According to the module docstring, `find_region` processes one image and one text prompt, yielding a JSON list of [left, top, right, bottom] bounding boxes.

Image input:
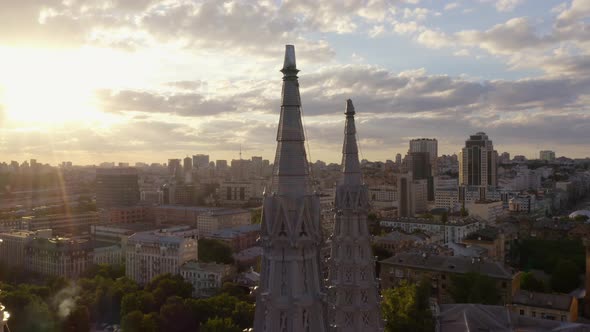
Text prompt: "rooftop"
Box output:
[[381, 216, 481, 226], [512, 290, 574, 311], [207, 224, 261, 239], [438, 303, 589, 332], [180, 260, 230, 274], [381, 253, 514, 279]]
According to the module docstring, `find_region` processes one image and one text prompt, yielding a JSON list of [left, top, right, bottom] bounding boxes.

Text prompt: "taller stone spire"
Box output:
[[270, 44, 312, 197], [328, 99, 383, 331], [254, 45, 328, 332]]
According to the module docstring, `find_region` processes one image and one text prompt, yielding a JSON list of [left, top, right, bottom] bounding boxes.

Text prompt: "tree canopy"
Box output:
[[382, 279, 434, 332], [449, 273, 501, 305], [198, 239, 235, 264], [550, 259, 581, 293]]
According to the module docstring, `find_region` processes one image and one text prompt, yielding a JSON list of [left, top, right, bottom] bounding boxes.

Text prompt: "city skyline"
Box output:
[[0, 0, 589, 164]]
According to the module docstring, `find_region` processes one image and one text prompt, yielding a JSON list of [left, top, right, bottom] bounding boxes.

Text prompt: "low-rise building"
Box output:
[[93, 242, 123, 266], [461, 226, 506, 261], [380, 253, 517, 304], [368, 185, 397, 209], [466, 200, 504, 223], [125, 226, 198, 285], [196, 209, 251, 236], [22, 212, 99, 235], [509, 290, 578, 322], [99, 206, 153, 224], [25, 237, 93, 278], [0, 229, 52, 267], [180, 261, 235, 297], [233, 246, 262, 268], [380, 217, 483, 244], [435, 188, 460, 211], [437, 303, 590, 332], [205, 224, 260, 252], [219, 180, 265, 206], [373, 231, 435, 253]]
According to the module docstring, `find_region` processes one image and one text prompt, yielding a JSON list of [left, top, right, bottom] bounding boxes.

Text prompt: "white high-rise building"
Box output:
[[459, 132, 498, 187], [254, 45, 328, 332], [409, 138, 438, 162], [328, 100, 382, 331], [539, 150, 556, 162]]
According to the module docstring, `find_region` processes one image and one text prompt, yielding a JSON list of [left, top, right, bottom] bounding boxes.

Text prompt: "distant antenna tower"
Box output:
[[239, 144, 242, 160]]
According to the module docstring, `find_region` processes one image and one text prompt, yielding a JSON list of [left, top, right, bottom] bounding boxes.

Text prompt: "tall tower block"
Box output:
[[253, 45, 328, 332], [328, 100, 383, 331]]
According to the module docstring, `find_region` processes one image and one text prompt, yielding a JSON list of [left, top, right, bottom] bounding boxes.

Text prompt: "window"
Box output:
[[532, 311, 536, 318], [519, 310, 524, 316]]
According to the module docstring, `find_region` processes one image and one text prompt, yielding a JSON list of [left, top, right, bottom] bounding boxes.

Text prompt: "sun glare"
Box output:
[[0, 46, 146, 125]]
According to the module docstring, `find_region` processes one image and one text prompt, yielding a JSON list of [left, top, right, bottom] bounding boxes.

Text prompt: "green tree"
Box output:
[[520, 272, 546, 292], [460, 206, 469, 217], [550, 259, 580, 293], [201, 317, 242, 332], [382, 280, 434, 332], [121, 291, 156, 317], [146, 274, 193, 307], [441, 211, 448, 223], [251, 208, 262, 224], [198, 239, 234, 264], [159, 296, 196, 332], [231, 300, 255, 329], [449, 273, 501, 304], [121, 310, 144, 332], [62, 304, 91, 332], [220, 282, 249, 301]]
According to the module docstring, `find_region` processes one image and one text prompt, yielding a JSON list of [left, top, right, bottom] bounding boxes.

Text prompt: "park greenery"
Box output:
[[198, 239, 234, 265], [514, 238, 584, 293], [0, 263, 254, 332], [381, 279, 434, 332], [449, 272, 501, 305]]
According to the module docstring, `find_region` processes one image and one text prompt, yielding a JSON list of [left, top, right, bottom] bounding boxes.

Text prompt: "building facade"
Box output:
[[125, 226, 198, 285], [539, 150, 556, 162], [459, 132, 498, 187], [180, 261, 235, 297], [196, 209, 251, 236], [96, 167, 140, 209], [380, 217, 484, 244], [25, 237, 93, 278]]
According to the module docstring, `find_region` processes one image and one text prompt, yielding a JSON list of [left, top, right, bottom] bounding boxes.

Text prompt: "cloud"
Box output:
[[416, 29, 451, 49], [494, 0, 525, 12], [444, 3, 460, 11], [455, 18, 555, 54]]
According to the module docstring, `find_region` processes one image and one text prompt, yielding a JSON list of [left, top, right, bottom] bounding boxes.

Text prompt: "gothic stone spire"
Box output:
[[271, 44, 312, 197], [254, 45, 328, 332], [329, 100, 383, 331]]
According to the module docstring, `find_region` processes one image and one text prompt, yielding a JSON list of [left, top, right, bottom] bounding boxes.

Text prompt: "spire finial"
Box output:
[[341, 99, 361, 185], [345, 99, 355, 116], [283, 45, 296, 69], [281, 45, 299, 77]]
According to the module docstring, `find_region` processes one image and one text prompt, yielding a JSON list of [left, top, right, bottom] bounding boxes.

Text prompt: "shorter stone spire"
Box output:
[[341, 99, 362, 186]]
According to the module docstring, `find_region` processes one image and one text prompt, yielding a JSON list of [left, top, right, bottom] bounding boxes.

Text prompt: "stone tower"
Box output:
[[328, 99, 383, 331], [253, 45, 328, 332]]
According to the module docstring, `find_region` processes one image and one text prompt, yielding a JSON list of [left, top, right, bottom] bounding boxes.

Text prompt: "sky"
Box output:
[[0, 0, 588, 165]]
